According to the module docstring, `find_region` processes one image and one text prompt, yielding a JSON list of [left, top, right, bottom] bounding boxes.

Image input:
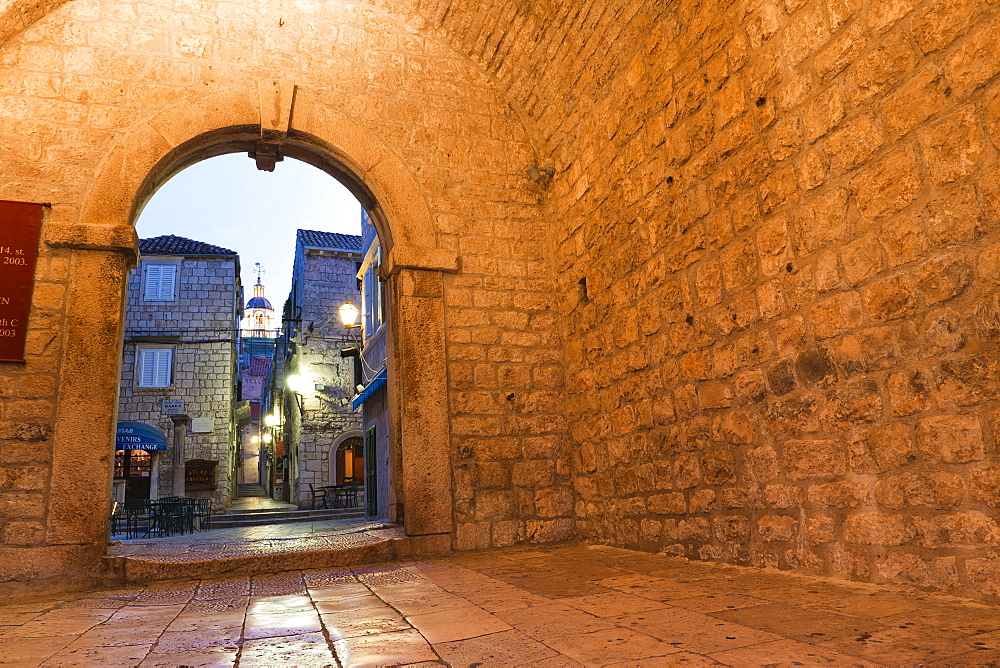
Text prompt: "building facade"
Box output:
[[115, 235, 242, 510], [272, 229, 364, 508], [355, 211, 392, 520], [236, 271, 279, 490]]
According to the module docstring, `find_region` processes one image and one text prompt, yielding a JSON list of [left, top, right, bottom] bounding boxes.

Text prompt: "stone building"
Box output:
[[356, 210, 392, 519], [115, 235, 241, 509], [5, 0, 1000, 604], [273, 229, 364, 509], [236, 273, 279, 489]]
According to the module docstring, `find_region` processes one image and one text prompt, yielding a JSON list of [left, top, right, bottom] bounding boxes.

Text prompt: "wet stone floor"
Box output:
[[2, 544, 1000, 666], [108, 519, 403, 562]]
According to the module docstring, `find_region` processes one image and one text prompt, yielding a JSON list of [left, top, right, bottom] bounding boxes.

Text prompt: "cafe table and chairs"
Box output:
[[321, 482, 363, 509], [133, 498, 197, 537]]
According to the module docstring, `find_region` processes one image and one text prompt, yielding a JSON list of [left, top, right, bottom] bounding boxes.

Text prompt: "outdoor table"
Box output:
[[321, 484, 363, 509], [142, 498, 197, 537]]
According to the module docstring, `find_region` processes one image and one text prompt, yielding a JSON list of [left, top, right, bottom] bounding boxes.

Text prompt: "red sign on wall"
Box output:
[[0, 201, 44, 363]]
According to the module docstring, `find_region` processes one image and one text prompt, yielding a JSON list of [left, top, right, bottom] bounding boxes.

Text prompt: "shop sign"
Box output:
[[185, 459, 217, 491], [116, 421, 168, 450], [0, 201, 44, 363], [161, 399, 185, 415]]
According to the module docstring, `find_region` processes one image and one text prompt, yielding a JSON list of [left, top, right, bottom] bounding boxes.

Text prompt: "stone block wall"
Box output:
[[285, 246, 364, 507], [0, 0, 568, 589], [126, 258, 239, 333], [8, 0, 1000, 603], [118, 255, 240, 508], [0, 247, 70, 555], [288, 335, 363, 508], [418, 0, 1000, 599]]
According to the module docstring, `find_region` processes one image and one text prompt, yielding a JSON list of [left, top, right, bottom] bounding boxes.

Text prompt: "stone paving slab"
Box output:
[[107, 520, 401, 561], [1, 543, 998, 666]]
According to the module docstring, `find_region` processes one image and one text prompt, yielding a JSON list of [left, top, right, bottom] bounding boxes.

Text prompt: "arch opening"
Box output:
[[107, 128, 411, 549], [130, 128, 395, 253]]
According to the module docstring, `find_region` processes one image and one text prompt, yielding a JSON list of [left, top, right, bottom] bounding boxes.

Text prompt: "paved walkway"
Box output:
[[225, 497, 298, 512], [3, 543, 999, 666], [108, 518, 402, 562]]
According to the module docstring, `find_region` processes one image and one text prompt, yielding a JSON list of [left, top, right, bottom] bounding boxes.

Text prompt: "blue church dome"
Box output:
[[246, 296, 273, 310]]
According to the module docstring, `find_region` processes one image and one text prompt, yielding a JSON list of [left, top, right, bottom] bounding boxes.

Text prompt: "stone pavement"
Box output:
[[108, 518, 401, 562], [225, 497, 299, 512], [3, 543, 1000, 666]]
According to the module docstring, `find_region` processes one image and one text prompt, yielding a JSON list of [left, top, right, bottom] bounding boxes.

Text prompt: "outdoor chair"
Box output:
[[109, 501, 126, 536], [122, 499, 153, 539], [309, 484, 328, 509], [341, 482, 362, 509], [192, 498, 212, 531]]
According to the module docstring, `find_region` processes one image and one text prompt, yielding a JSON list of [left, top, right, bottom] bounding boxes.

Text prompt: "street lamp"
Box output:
[[286, 373, 313, 395], [286, 372, 313, 412], [338, 301, 364, 399], [264, 412, 280, 427], [339, 301, 360, 329]]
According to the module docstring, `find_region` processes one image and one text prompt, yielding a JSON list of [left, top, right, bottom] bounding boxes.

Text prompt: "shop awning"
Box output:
[[116, 421, 168, 450], [352, 368, 387, 410]]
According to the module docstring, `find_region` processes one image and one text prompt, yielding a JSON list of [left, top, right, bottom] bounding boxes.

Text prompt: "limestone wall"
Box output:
[[416, 0, 1000, 599], [291, 243, 361, 508], [4, 0, 999, 602], [0, 0, 567, 596], [284, 247, 362, 507], [118, 255, 240, 509]]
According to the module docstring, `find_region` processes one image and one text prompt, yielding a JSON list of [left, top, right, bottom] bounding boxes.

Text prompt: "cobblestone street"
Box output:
[[3, 544, 999, 666]]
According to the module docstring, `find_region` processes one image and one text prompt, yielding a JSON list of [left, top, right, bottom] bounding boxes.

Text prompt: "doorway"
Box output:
[[114, 449, 153, 501], [334, 437, 364, 484], [124, 149, 377, 517], [7, 98, 459, 593]]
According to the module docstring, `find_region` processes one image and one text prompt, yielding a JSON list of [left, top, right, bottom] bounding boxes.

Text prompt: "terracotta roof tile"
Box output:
[[247, 356, 272, 376], [297, 229, 362, 251], [139, 235, 238, 256]]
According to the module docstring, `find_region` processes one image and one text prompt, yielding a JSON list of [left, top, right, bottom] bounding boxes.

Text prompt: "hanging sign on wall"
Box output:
[[0, 201, 44, 363]]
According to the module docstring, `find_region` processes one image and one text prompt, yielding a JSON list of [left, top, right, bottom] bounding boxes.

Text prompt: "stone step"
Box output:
[[210, 508, 365, 528], [236, 484, 268, 497]]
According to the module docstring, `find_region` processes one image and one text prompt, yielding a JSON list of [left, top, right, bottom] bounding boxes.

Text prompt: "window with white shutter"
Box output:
[[143, 263, 177, 301], [138, 348, 173, 387]]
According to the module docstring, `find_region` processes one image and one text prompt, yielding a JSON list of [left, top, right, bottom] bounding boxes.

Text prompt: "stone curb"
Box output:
[[101, 533, 452, 585]]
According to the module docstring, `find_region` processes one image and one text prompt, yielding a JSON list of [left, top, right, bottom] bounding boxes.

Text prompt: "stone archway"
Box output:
[[328, 430, 364, 485], [42, 86, 458, 586], [329, 430, 364, 486]]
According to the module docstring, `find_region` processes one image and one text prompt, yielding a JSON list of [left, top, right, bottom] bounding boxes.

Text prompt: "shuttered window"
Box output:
[[138, 348, 173, 387], [143, 263, 177, 301]]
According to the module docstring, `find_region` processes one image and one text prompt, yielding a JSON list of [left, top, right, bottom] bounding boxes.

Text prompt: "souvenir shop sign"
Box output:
[[0, 201, 43, 363]]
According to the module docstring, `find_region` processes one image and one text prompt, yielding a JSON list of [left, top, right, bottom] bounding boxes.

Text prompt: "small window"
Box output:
[[138, 348, 173, 388], [143, 263, 177, 301]]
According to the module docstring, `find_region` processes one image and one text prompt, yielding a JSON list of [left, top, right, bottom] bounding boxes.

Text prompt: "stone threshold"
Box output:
[[100, 531, 452, 585]]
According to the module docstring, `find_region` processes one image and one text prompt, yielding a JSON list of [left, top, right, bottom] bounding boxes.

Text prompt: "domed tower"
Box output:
[[241, 264, 278, 344]]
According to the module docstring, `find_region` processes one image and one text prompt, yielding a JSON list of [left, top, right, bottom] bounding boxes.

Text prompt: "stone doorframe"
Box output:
[[45, 85, 458, 563], [329, 430, 363, 486]]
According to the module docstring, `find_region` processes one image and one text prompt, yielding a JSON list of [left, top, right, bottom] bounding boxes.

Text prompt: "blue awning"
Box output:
[[352, 368, 387, 410], [116, 421, 168, 451]]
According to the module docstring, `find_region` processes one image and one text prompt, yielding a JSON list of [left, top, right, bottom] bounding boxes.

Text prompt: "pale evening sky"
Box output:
[[135, 153, 363, 309]]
